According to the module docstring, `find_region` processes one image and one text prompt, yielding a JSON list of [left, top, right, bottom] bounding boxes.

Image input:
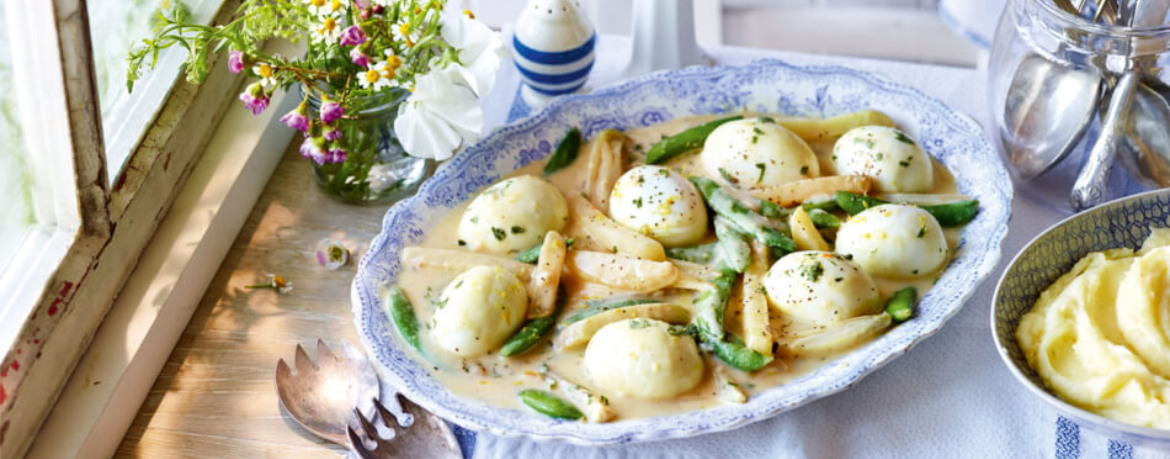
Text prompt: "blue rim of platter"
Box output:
[[352, 58, 1013, 445]]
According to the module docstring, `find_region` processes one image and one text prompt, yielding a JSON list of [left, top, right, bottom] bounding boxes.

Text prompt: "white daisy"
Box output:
[[305, 0, 347, 18], [311, 16, 343, 45], [252, 63, 278, 87], [391, 19, 423, 48], [357, 61, 398, 91]]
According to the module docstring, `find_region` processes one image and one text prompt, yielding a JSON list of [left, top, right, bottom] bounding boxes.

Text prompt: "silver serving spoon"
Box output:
[[1121, 79, 1170, 188], [1001, 0, 1112, 179], [275, 339, 381, 445], [1070, 0, 1166, 210]]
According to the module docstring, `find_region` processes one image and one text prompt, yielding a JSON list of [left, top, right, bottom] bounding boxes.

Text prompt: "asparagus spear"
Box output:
[[834, 191, 978, 227], [666, 242, 720, 264], [714, 217, 751, 273], [807, 208, 841, 229]]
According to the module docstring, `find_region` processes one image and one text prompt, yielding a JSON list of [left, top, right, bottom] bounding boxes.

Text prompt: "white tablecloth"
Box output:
[[446, 35, 1165, 459]]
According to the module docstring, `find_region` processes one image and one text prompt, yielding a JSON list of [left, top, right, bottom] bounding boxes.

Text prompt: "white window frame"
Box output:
[[0, 0, 253, 457]]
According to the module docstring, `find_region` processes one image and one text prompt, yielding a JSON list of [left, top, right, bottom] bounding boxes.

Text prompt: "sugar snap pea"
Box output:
[[692, 176, 796, 254], [543, 128, 581, 175], [705, 335, 774, 372], [807, 208, 841, 229], [645, 115, 743, 164], [801, 197, 840, 212], [666, 243, 719, 264], [501, 293, 567, 357], [714, 217, 751, 273], [885, 286, 917, 322], [835, 191, 979, 227], [692, 268, 737, 341], [387, 287, 423, 354], [563, 297, 664, 324], [519, 389, 584, 420]]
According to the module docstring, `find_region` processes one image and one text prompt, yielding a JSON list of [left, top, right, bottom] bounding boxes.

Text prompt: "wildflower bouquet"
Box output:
[[127, 0, 504, 202]]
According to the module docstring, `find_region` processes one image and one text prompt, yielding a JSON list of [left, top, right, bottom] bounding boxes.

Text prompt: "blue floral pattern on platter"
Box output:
[[353, 59, 1013, 445], [994, 189, 1170, 448]]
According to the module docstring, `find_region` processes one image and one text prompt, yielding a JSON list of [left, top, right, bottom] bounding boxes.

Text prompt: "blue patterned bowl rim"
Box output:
[[992, 188, 1170, 445], [353, 58, 1013, 445]]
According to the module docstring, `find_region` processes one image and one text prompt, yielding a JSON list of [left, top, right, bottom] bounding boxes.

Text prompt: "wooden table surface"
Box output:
[[116, 141, 382, 458]]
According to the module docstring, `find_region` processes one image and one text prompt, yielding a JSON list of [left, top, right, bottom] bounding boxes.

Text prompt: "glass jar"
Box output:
[[988, 0, 1170, 211], [304, 87, 436, 205]]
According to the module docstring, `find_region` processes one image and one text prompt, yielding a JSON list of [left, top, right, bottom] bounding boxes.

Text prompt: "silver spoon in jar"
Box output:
[[1000, 0, 1114, 179]]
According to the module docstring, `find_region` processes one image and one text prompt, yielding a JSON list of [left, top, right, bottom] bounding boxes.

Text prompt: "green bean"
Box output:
[[807, 208, 841, 229], [666, 243, 719, 264], [704, 334, 774, 372], [387, 287, 423, 354], [645, 115, 743, 164], [515, 238, 575, 264], [884, 286, 917, 322], [518, 389, 584, 420], [835, 191, 979, 227], [759, 199, 789, 219], [714, 217, 751, 273], [692, 176, 796, 254], [919, 200, 980, 227], [543, 128, 581, 175], [563, 297, 664, 324], [501, 293, 566, 357]]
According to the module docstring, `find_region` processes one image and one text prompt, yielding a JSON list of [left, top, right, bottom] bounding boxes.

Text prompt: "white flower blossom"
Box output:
[[252, 63, 278, 87], [395, 66, 482, 161], [358, 60, 398, 91], [311, 16, 343, 44], [306, 0, 347, 19], [439, 9, 506, 96]]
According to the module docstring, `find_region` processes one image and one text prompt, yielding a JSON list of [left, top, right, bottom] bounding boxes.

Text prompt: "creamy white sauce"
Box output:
[[391, 114, 961, 420]]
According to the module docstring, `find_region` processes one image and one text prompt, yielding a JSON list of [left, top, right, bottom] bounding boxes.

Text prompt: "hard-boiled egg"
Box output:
[[832, 126, 933, 193], [763, 251, 881, 326], [583, 318, 704, 399], [609, 165, 708, 247], [432, 266, 528, 357], [701, 118, 819, 188], [835, 204, 948, 278], [458, 175, 569, 253]]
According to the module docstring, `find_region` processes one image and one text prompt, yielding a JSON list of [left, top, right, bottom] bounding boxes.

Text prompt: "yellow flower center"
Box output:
[[387, 55, 402, 69], [463, 9, 475, 19], [383, 66, 397, 79], [365, 69, 381, 83], [330, 0, 341, 11], [322, 17, 336, 33], [257, 64, 273, 78], [399, 23, 414, 47], [310, 0, 326, 7], [273, 276, 287, 288]]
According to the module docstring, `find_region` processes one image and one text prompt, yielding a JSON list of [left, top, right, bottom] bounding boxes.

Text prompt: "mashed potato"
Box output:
[[1016, 229, 1170, 429]]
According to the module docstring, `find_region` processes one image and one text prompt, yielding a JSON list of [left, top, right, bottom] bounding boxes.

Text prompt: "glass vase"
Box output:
[[304, 87, 436, 205]]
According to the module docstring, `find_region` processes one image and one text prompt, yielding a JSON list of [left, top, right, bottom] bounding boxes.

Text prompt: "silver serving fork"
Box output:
[[347, 394, 462, 459]]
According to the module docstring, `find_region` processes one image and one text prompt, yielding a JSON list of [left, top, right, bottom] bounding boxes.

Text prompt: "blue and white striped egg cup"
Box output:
[[513, 32, 595, 102]]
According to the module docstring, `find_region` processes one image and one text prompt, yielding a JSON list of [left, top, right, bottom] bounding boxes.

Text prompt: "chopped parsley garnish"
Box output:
[[917, 225, 926, 238], [658, 168, 670, 177], [628, 319, 652, 329], [469, 216, 479, 223], [755, 163, 766, 183], [637, 175, 645, 184], [611, 245, 619, 253], [435, 297, 449, 309], [875, 153, 884, 160], [800, 166, 809, 175], [894, 130, 916, 145], [633, 197, 643, 208], [801, 260, 824, 282], [752, 127, 764, 135], [751, 136, 758, 144], [731, 201, 750, 214], [511, 226, 526, 234], [458, 239, 467, 246], [491, 227, 507, 241]]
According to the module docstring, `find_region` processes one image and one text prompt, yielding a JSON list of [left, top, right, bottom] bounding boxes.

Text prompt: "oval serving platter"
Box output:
[[352, 59, 1012, 445]]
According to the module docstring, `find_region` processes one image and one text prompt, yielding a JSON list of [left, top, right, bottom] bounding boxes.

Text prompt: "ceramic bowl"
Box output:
[[353, 59, 1012, 445], [993, 188, 1170, 447]]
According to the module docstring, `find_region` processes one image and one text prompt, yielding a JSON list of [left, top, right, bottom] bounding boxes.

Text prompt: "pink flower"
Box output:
[[320, 98, 344, 124], [349, 47, 370, 68], [279, 102, 310, 133], [352, 0, 369, 10], [339, 26, 367, 47], [228, 50, 245, 74], [328, 146, 348, 163], [300, 136, 329, 165], [323, 125, 343, 141], [239, 82, 269, 115]]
